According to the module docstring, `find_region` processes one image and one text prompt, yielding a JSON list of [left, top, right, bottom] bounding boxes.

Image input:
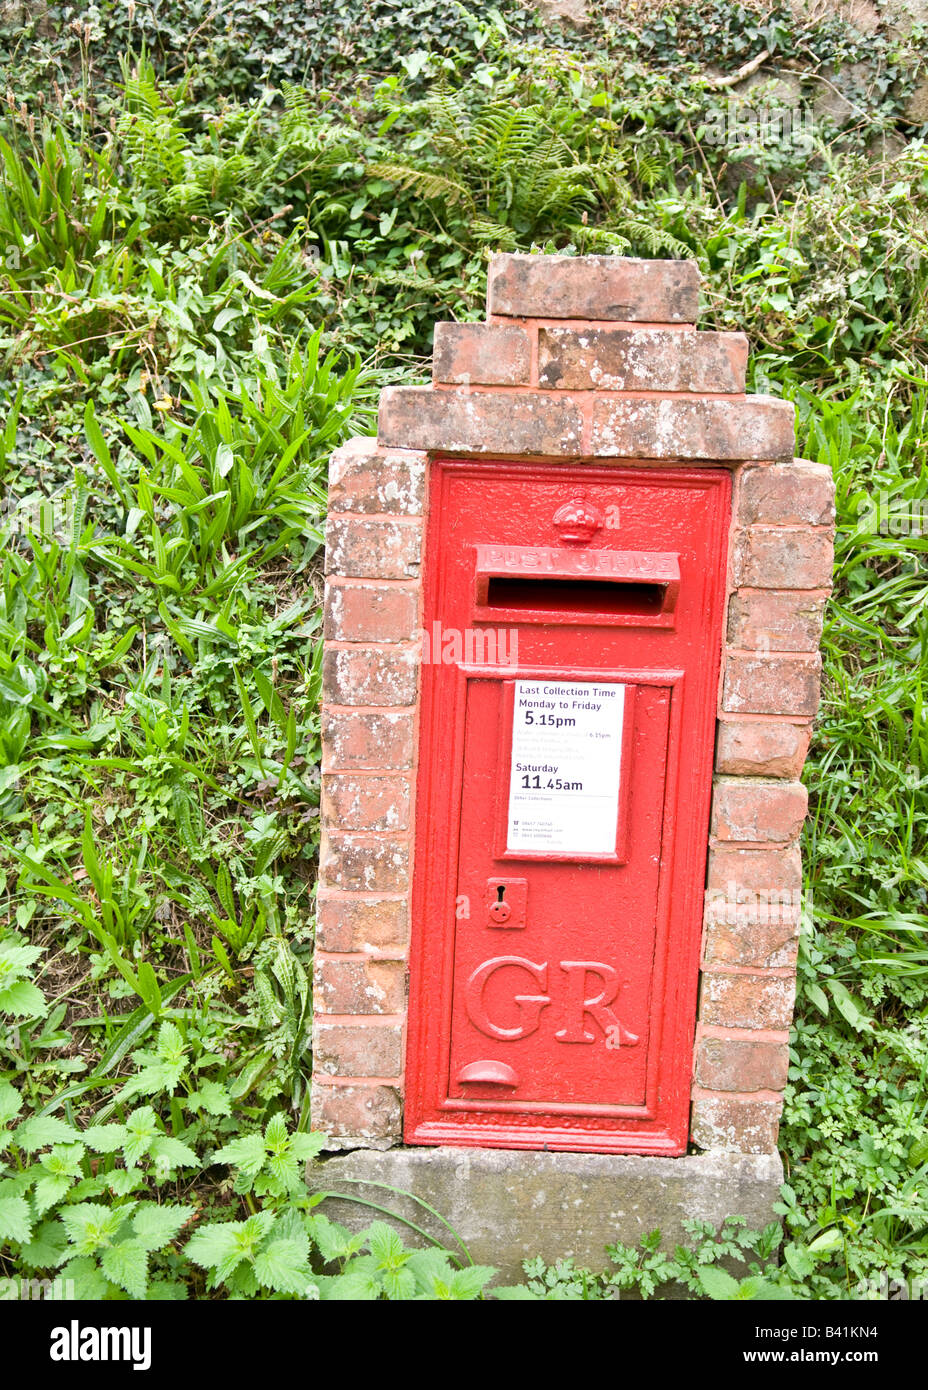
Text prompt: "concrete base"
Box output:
[[311, 1146, 784, 1286]]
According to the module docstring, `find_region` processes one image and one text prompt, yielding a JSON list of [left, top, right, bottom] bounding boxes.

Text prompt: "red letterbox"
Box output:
[[405, 458, 731, 1155]]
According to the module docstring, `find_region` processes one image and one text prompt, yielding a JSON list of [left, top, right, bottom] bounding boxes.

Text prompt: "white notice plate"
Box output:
[[506, 680, 625, 856]]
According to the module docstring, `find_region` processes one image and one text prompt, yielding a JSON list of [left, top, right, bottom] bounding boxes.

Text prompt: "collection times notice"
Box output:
[[507, 680, 625, 855]]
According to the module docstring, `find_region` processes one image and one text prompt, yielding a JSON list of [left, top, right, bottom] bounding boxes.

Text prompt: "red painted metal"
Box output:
[[405, 459, 731, 1155]]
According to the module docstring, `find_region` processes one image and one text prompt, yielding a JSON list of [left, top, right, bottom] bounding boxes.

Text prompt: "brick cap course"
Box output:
[[538, 326, 748, 393], [378, 386, 796, 461], [591, 394, 795, 461], [433, 321, 530, 386], [487, 252, 700, 322]]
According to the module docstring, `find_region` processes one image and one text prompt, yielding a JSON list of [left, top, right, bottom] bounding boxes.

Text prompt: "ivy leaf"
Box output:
[[101, 1240, 149, 1299]]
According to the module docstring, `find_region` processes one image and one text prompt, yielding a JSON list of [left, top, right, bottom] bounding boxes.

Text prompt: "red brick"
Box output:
[[704, 883, 803, 930], [315, 895, 409, 953], [319, 831, 409, 893], [738, 460, 835, 526], [321, 773, 410, 832], [325, 517, 422, 579], [722, 651, 822, 716], [433, 322, 530, 386], [715, 719, 811, 777], [314, 956, 407, 1014], [322, 647, 417, 706], [328, 437, 426, 516], [538, 327, 747, 392], [700, 972, 796, 1030], [590, 395, 795, 461], [321, 709, 415, 771], [702, 916, 800, 970], [695, 1037, 790, 1092], [324, 582, 418, 643], [690, 1094, 783, 1154], [727, 590, 826, 652], [311, 1080, 402, 1149], [707, 844, 803, 899], [487, 253, 700, 322], [732, 527, 833, 589], [711, 778, 808, 843], [313, 1021, 404, 1078], [378, 386, 582, 456]]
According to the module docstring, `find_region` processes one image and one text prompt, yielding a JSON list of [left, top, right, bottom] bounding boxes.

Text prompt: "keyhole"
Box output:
[[496, 885, 506, 904]]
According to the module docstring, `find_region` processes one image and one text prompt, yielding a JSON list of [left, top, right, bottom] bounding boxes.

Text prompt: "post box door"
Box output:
[[405, 459, 731, 1155]]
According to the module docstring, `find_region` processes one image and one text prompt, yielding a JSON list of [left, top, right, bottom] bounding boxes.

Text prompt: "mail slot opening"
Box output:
[[485, 575, 667, 617]]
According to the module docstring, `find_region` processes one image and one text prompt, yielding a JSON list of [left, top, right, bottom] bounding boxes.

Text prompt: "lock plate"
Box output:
[[485, 878, 527, 929]]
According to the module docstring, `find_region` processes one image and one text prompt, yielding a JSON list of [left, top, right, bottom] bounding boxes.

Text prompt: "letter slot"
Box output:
[[474, 545, 680, 626]]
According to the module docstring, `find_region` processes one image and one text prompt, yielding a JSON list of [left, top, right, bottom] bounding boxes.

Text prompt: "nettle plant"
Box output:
[[0, 1076, 199, 1298], [0, 1029, 498, 1300]]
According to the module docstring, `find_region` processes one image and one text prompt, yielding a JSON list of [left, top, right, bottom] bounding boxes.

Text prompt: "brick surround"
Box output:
[[312, 254, 835, 1157]]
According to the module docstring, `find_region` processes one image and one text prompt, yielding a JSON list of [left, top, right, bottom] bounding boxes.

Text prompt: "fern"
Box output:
[[116, 56, 262, 222], [368, 161, 475, 213], [369, 85, 634, 244], [608, 218, 692, 260]]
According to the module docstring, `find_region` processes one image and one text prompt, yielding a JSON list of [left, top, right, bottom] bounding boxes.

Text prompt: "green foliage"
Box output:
[[494, 1218, 792, 1300]]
